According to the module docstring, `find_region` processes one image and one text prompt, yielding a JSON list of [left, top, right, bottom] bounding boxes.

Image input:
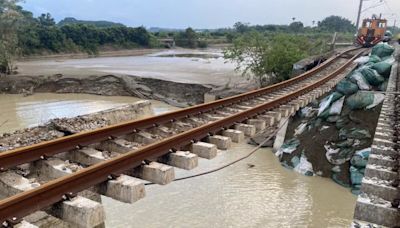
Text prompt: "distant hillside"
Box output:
[[58, 17, 125, 28]]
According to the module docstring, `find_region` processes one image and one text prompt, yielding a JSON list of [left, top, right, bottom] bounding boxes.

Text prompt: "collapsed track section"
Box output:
[[0, 48, 365, 226]]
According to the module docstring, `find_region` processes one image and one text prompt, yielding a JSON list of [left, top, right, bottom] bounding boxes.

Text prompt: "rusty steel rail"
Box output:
[[0, 48, 362, 170], [0, 49, 364, 223]]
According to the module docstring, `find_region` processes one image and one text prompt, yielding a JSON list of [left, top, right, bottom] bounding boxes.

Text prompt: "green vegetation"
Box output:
[[0, 0, 22, 74], [58, 17, 125, 28], [318, 16, 355, 32], [174, 27, 208, 48], [224, 32, 323, 87], [221, 15, 359, 87], [17, 12, 154, 55]]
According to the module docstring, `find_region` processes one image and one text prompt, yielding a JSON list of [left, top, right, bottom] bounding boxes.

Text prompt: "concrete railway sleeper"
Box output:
[[0, 48, 365, 227]]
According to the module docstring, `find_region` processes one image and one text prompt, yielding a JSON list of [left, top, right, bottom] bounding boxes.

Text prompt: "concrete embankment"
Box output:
[[353, 46, 400, 227], [0, 74, 212, 107]]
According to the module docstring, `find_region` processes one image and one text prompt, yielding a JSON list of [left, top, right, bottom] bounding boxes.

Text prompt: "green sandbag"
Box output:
[[332, 173, 351, 188], [368, 55, 381, 63], [336, 117, 350, 129], [351, 185, 362, 195], [351, 148, 370, 168], [339, 128, 371, 140], [372, 62, 392, 78], [379, 81, 388, 91], [336, 80, 359, 95], [359, 67, 384, 86], [371, 43, 395, 58], [350, 166, 364, 185], [346, 91, 374, 110]]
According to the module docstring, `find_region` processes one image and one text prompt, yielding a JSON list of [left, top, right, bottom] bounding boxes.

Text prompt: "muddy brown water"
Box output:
[[0, 93, 178, 134], [17, 49, 245, 86], [0, 93, 356, 227]]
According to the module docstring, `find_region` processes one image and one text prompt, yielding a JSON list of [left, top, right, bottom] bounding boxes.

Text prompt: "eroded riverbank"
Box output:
[[0, 93, 178, 134]]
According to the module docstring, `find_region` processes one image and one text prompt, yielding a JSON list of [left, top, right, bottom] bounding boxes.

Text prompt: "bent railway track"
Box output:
[[0, 47, 366, 226]]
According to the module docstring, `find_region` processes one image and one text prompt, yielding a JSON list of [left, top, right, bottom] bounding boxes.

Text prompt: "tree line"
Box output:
[[18, 12, 154, 55]]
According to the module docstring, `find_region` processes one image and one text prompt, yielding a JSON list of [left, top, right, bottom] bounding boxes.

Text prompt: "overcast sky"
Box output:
[[21, 0, 400, 28]]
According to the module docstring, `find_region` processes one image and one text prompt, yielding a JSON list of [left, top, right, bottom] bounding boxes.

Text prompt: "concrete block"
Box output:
[[33, 158, 74, 180], [208, 135, 232, 150], [361, 180, 399, 202], [257, 115, 274, 127], [98, 175, 145, 203], [247, 119, 266, 131], [0, 171, 39, 196], [191, 142, 218, 159], [69, 148, 107, 166], [236, 105, 253, 110], [235, 123, 256, 137], [159, 151, 198, 170], [368, 154, 396, 167], [373, 138, 396, 148], [281, 105, 295, 115], [278, 107, 290, 117], [150, 126, 173, 138], [273, 118, 289, 152], [97, 139, 138, 154], [266, 111, 282, 122], [170, 121, 194, 132], [203, 114, 223, 121], [371, 145, 398, 157], [15, 221, 38, 228], [288, 102, 300, 111], [53, 196, 105, 228], [126, 131, 157, 145], [223, 129, 245, 143], [133, 162, 175, 185], [354, 200, 400, 227], [364, 166, 397, 181], [215, 111, 231, 117]]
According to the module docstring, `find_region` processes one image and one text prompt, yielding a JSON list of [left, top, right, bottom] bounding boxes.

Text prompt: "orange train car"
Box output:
[[356, 16, 387, 47]]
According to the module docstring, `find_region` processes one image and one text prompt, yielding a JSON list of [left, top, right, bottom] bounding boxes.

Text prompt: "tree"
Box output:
[[234, 22, 250, 34], [224, 32, 307, 87], [175, 27, 199, 48], [0, 0, 22, 74], [289, 21, 304, 33], [318, 15, 355, 33], [38, 13, 55, 26]]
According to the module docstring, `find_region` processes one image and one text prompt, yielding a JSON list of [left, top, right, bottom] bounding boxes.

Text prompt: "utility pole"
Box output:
[[355, 0, 364, 33]]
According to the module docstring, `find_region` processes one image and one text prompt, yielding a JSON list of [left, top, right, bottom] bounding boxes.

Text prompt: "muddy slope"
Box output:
[[0, 74, 212, 107]]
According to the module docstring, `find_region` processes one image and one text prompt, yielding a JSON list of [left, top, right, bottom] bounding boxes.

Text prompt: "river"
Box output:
[[17, 49, 245, 86], [0, 91, 356, 227]]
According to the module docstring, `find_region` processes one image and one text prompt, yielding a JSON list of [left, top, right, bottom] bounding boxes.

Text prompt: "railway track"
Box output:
[[0, 47, 365, 227]]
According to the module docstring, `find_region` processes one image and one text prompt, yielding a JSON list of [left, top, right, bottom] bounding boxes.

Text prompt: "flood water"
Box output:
[[103, 143, 356, 228], [18, 49, 245, 86], [0, 93, 178, 134]]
